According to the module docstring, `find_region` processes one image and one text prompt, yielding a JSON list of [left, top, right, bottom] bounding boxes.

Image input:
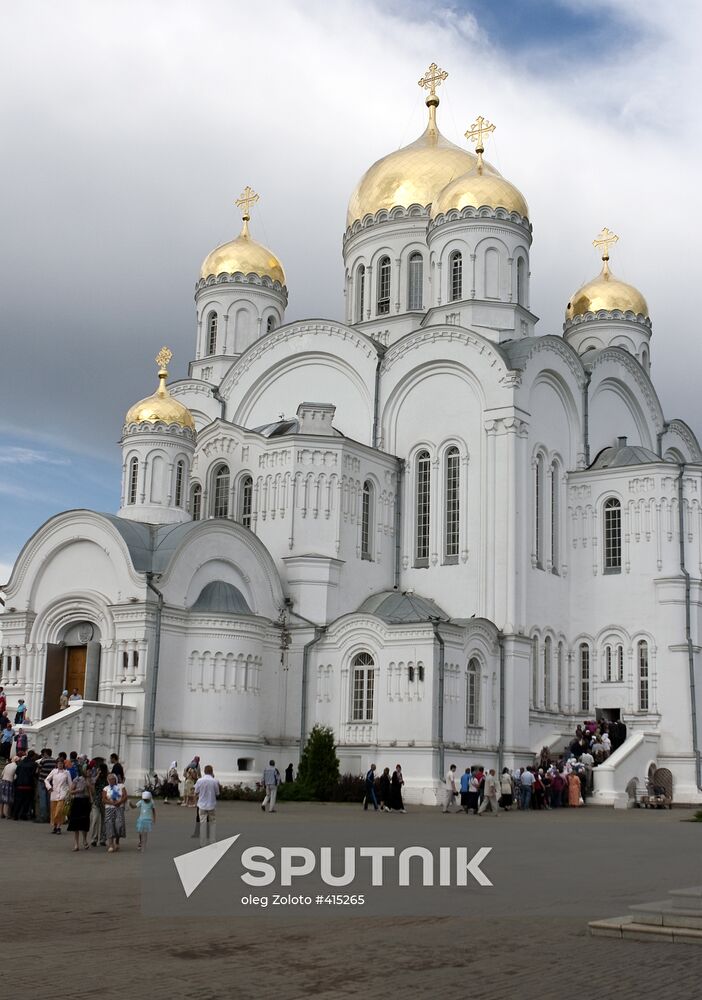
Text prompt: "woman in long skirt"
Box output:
[[0, 757, 17, 818], [102, 773, 128, 852], [67, 768, 92, 850], [390, 764, 405, 812], [567, 771, 582, 807]]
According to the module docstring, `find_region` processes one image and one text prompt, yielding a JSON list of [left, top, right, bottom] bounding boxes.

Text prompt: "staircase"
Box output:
[[589, 887, 702, 945], [592, 731, 659, 807], [21, 700, 136, 759]]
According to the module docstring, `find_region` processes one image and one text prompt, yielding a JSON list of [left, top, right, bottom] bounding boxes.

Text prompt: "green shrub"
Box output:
[[296, 725, 341, 801]]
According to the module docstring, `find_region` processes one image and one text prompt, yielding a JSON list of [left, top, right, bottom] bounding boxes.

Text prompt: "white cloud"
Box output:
[[0, 446, 70, 467]]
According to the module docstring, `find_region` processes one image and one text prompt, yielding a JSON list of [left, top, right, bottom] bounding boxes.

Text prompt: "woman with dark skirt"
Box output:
[[378, 767, 391, 812], [68, 766, 92, 850], [390, 764, 406, 812], [499, 767, 514, 810]]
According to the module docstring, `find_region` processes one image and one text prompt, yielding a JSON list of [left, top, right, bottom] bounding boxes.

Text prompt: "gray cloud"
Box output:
[[0, 0, 699, 469]]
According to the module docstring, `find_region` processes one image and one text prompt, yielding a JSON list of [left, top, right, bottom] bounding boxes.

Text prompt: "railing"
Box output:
[[592, 731, 660, 808], [20, 701, 136, 759]]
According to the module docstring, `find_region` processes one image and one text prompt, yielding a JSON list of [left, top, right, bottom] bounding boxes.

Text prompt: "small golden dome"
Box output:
[[432, 164, 529, 219], [125, 347, 195, 431], [200, 186, 286, 284], [346, 96, 496, 228], [566, 229, 648, 320]]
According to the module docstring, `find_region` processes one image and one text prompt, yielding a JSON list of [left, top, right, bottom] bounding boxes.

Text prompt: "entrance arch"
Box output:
[[42, 620, 103, 718]]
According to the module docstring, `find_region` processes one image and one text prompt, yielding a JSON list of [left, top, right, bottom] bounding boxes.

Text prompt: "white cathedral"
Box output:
[[3, 64, 701, 804]]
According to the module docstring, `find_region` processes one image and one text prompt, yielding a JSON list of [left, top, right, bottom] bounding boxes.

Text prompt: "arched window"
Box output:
[[550, 460, 559, 573], [206, 311, 218, 355], [266, 315, 277, 333], [212, 464, 230, 518], [407, 252, 423, 310], [174, 460, 185, 507], [239, 475, 253, 528], [351, 652, 375, 722], [531, 636, 539, 708], [127, 457, 139, 505], [638, 640, 649, 711], [616, 644, 624, 682], [376, 256, 391, 315], [356, 264, 366, 321], [449, 251, 462, 302], [444, 446, 460, 563], [466, 657, 480, 727], [517, 257, 526, 306], [190, 483, 202, 521], [361, 480, 373, 560], [485, 248, 499, 298], [579, 644, 590, 711], [415, 450, 431, 567], [534, 453, 545, 568], [641, 346, 649, 372], [543, 636, 552, 709], [605, 645, 613, 682], [603, 497, 622, 573]]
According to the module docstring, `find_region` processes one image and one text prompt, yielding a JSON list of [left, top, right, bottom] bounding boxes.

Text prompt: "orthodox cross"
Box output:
[[465, 115, 496, 167], [418, 62, 448, 102], [593, 227, 619, 262], [236, 185, 259, 222], [155, 346, 173, 372]]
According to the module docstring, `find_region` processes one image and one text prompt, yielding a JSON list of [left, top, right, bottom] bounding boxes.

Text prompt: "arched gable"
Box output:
[[588, 347, 665, 454], [218, 320, 379, 445]]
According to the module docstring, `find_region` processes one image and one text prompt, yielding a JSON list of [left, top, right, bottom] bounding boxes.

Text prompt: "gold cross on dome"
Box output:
[[465, 115, 496, 154], [593, 227, 619, 261], [418, 62, 448, 101], [236, 185, 259, 221], [155, 346, 173, 371]]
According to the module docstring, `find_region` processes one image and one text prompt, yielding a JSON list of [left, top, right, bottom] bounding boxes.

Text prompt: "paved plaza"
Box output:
[[2, 802, 702, 1000]]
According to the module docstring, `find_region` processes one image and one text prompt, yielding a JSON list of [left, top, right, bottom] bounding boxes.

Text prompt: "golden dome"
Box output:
[[566, 229, 648, 320], [432, 163, 529, 219], [125, 347, 195, 431], [200, 185, 286, 284], [346, 104, 493, 228]]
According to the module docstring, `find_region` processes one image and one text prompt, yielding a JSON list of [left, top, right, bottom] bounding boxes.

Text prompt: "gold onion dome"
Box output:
[[566, 229, 648, 321], [346, 63, 496, 228], [200, 186, 286, 285], [432, 115, 528, 220], [125, 347, 195, 431]]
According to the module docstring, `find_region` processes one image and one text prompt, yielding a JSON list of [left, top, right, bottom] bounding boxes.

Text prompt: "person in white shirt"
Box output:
[[68, 688, 82, 704], [442, 764, 460, 813], [478, 769, 500, 816], [261, 760, 281, 813], [194, 765, 220, 847]]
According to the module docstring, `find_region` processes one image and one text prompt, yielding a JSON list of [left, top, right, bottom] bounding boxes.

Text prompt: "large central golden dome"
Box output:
[[346, 101, 494, 228]]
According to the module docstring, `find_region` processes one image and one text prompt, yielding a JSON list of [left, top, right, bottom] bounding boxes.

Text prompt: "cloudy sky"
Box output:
[[1, 0, 700, 581]]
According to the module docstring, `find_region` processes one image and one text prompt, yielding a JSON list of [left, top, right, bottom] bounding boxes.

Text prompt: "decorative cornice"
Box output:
[[380, 325, 511, 378], [343, 203, 430, 245], [509, 335, 588, 389], [195, 271, 288, 304], [121, 421, 196, 441], [588, 346, 664, 432], [428, 204, 532, 238], [665, 419, 702, 462], [563, 310, 652, 334]]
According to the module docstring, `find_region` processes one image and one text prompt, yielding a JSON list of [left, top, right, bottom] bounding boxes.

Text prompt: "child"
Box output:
[[134, 790, 156, 851], [182, 768, 196, 807]]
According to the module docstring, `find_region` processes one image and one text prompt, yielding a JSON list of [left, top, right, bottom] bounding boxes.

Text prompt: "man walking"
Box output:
[[442, 763, 460, 813], [36, 748, 56, 823], [478, 768, 500, 816], [364, 764, 379, 811], [520, 766, 535, 810], [194, 765, 220, 847], [261, 759, 281, 813]]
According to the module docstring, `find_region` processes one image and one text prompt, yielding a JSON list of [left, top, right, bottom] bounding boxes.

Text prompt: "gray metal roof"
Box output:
[[98, 515, 207, 574], [357, 590, 448, 623], [191, 580, 251, 614], [589, 437, 663, 470]]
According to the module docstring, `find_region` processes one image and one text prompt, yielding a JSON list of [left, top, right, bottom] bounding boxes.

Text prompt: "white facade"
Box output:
[[2, 87, 701, 805]]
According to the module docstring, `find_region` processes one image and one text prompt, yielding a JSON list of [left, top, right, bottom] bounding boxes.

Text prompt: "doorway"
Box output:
[[66, 646, 87, 696]]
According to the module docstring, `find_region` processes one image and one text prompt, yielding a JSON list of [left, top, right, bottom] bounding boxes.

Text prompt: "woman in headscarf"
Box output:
[[59, 690, 70, 711], [499, 767, 514, 810], [102, 772, 128, 852], [390, 764, 405, 812], [45, 757, 72, 833], [68, 765, 93, 850], [567, 768, 582, 807], [163, 762, 181, 804]]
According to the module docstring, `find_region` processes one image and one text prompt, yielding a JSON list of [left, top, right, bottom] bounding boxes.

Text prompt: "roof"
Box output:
[[191, 580, 251, 614], [98, 516, 209, 574], [357, 590, 448, 624], [589, 437, 663, 470]]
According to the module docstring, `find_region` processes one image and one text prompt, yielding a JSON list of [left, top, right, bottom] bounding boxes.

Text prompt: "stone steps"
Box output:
[[589, 886, 702, 945]]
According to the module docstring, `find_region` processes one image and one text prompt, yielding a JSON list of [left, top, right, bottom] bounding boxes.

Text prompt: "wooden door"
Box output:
[[43, 643, 65, 717], [65, 646, 87, 697]]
